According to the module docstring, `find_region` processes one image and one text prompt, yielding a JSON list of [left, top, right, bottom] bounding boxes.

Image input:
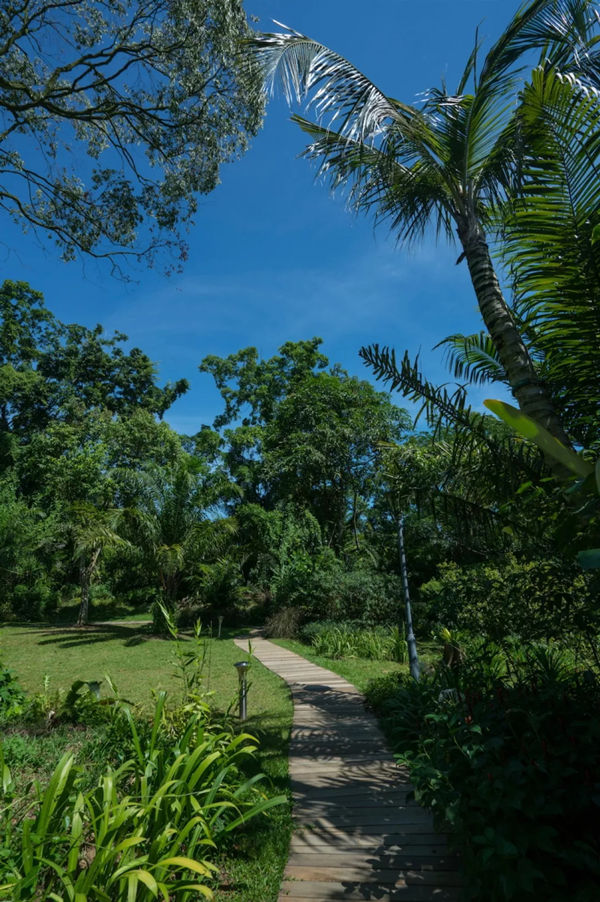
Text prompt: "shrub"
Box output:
[[367, 640, 600, 900], [0, 691, 285, 900], [418, 556, 598, 640], [300, 621, 407, 662], [264, 606, 303, 638], [0, 663, 26, 722]]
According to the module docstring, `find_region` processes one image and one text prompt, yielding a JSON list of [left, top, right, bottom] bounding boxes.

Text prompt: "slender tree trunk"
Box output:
[[397, 515, 420, 681], [457, 216, 571, 446], [77, 548, 101, 626]]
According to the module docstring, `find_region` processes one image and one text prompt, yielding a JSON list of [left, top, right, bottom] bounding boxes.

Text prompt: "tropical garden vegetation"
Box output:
[[1, 0, 600, 899]]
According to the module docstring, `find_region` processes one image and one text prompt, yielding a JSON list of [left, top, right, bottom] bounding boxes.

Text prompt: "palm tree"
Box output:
[[65, 503, 127, 625], [127, 460, 231, 631], [250, 0, 599, 444]]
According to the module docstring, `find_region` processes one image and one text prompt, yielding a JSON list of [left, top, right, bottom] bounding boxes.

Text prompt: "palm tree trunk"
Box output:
[[458, 217, 571, 446], [77, 547, 101, 626]]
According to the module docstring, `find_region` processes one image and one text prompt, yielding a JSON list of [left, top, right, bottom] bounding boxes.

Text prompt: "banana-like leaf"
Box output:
[[484, 399, 593, 478]]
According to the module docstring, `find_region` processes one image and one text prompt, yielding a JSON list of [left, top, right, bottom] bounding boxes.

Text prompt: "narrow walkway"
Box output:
[[234, 637, 461, 901]]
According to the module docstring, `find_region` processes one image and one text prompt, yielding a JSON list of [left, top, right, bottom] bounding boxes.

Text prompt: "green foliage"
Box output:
[[300, 621, 407, 662], [418, 557, 597, 640], [0, 281, 188, 441], [485, 399, 600, 566], [367, 642, 600, 900], [0, 634, 285, 900], [0, 662, 26, 722], [202, 340, 409, 549], [0, 478, 58, 620], [303, 566, 404, 624], [0, 3, 264, 268]]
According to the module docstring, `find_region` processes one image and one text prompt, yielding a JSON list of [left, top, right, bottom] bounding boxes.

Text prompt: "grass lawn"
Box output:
[[0, 623, 293, 902], [271, 638, 407, 692]]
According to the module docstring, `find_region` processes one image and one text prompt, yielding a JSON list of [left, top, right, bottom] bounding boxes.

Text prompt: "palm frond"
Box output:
[[293, 116, 454, 244], [503, 63, 600, 443], [435, 332, 507, 386], [360, 344, 473, 432], [360, 343, 547, 494], [479, 0, 596, 92], [249, 23, 412, 142]]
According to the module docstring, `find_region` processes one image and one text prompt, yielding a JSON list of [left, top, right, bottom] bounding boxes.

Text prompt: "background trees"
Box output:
[[0, 0, 263, 268], [201, 339, 409, 549]]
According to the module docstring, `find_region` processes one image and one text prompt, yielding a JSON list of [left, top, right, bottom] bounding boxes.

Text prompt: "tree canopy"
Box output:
[[0, 0, 264, 269]]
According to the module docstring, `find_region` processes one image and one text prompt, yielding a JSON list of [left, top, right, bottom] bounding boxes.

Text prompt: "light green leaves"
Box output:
[[483, 400, 593, 479]]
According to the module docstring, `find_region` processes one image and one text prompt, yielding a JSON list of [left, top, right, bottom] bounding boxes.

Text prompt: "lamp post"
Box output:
[[397, 514, 420, 682], [234, 661, 250, 720]]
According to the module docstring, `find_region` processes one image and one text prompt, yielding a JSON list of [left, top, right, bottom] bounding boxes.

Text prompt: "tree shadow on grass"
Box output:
[[20, 624, 154, 649]]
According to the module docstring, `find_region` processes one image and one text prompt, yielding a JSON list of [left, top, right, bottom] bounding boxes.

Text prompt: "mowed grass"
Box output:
[[0, 623, 293, 902]]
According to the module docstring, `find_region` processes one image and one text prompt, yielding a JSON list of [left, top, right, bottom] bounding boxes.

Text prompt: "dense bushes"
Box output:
[[367, 640, 600, 900], [418, 556, 598, 639]]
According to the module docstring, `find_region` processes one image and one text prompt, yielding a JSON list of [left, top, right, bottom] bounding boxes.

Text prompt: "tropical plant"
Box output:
[[250, 0, 600, 443], [485, 399, 600, 567], [367, 642, 600, 900], [64, 503, 129, 626], [0, 692, 285, 900], [501, 64, 600, 448]]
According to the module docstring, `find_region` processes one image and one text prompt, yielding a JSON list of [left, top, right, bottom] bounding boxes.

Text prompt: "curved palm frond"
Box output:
[[435, 332, 508, 386], [479, 0, 597, 91], [293, 117, 454, 244], [503, 63, 600, 444], [249, 22, 413, 142], [360, 342, 546, 494]]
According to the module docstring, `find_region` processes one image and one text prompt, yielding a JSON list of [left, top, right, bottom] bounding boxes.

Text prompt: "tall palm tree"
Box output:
[[65, 503, 127, 625], [250, 0, 599, 444]]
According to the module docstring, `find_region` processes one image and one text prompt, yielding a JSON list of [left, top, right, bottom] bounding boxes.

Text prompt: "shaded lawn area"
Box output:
[[0, 623, 293, 902]]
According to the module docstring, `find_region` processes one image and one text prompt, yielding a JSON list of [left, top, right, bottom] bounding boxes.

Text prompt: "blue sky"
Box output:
[[1, 0, 517, 434]]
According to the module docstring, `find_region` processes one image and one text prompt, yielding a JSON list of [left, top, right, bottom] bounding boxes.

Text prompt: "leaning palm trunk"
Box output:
[[457, 216, 571, 446]]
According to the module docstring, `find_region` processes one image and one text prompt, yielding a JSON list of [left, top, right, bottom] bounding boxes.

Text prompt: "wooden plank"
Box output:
[[277, 880, 460, 900], [286, 853, 457, 869], [285, 866, 463, 885], [289, 839, 450, 855]]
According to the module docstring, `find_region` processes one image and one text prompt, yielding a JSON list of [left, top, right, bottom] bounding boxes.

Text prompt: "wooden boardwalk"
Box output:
[[233, 637, 461, 901]]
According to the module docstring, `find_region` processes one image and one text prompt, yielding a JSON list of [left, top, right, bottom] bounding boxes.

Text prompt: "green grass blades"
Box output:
[[303, 622, 407, 662]]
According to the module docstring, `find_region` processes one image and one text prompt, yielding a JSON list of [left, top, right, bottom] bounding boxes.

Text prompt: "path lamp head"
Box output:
[[234, 660, 250, 678]]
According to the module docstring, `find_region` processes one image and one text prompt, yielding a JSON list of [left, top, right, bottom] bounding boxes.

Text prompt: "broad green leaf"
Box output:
[[484, 400, 593, 479]]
